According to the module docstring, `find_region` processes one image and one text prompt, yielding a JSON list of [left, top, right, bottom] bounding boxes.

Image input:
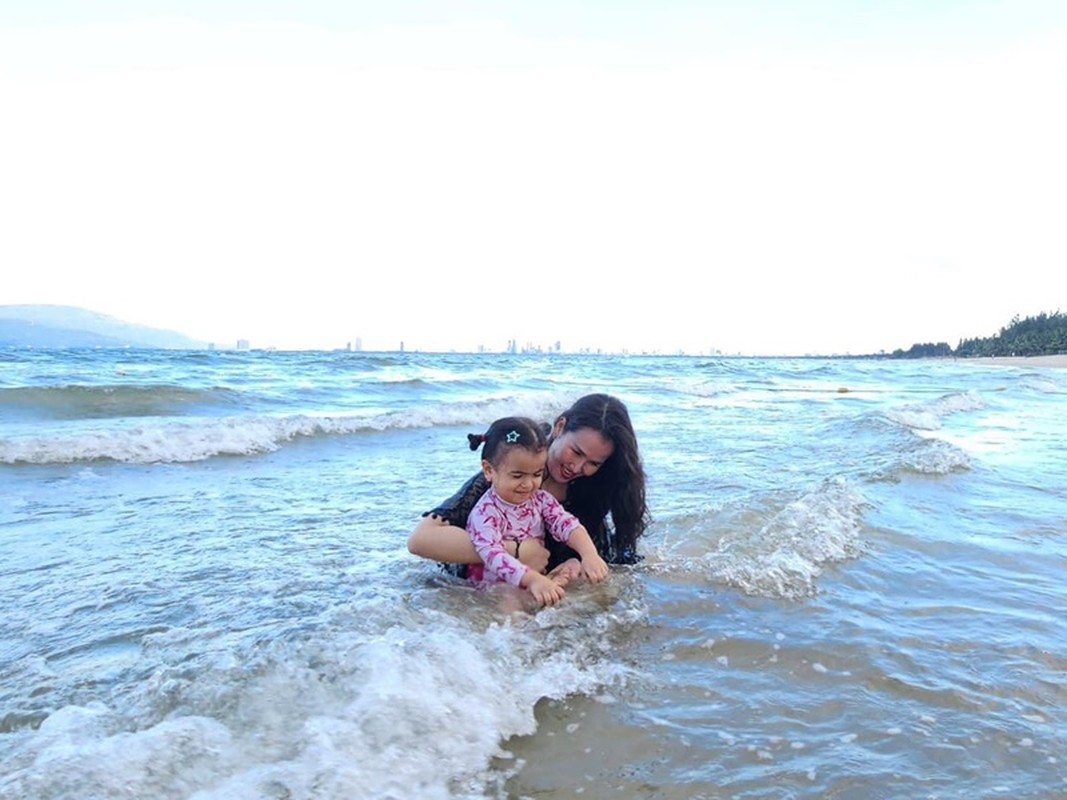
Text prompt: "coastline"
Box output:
[[960, 354, 1067, 369]]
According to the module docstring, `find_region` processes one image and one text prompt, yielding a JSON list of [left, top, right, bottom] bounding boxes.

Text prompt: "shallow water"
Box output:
[[1, 350, 1065, 799]]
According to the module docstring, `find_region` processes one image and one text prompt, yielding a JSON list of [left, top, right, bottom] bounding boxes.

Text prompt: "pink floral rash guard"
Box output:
[[465, 487, 581, 586]]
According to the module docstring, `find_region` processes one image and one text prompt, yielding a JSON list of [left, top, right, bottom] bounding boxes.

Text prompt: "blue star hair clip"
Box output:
[[505, 430, 521, 443]]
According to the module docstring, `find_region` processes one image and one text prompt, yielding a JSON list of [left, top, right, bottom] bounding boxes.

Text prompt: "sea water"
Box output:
[[1, 349, 1064, 799]]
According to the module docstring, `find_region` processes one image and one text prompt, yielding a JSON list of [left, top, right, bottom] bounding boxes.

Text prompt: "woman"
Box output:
[[407, 393, 650, 575]]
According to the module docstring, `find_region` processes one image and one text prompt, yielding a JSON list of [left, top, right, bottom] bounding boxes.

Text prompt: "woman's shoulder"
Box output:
[[424, 472, 491, 523]]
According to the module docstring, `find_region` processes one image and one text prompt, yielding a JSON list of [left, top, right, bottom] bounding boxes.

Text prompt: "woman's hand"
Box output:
[[547, 558, 582, 587], [524, 571, 566, 606], [580, 553, 610, 584], [514, 538, 550, 575]]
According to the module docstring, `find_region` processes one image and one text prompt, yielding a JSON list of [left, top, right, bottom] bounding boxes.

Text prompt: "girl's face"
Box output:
[[546, 421, 615, 484], [483, 446, 547, 505]]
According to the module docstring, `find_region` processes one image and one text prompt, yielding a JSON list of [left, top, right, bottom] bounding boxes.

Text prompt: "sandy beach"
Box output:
[[962, 354, 1067, 368]]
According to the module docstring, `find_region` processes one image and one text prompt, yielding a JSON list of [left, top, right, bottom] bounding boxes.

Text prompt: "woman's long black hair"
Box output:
[[555, 393, 650, 564]]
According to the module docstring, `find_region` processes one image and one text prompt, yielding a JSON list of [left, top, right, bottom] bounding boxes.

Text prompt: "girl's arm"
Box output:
[[467, 509, 528, 587], [407, 515, 550, 572], [562, 525, 610, 584], [540, 492, 608, 581]]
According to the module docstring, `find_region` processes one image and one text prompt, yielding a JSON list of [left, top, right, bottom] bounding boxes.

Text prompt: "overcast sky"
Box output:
[[2, 1, 1065, 354]]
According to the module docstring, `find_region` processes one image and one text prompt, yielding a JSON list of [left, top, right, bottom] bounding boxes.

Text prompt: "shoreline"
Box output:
[[959, 354, 1067, 369]]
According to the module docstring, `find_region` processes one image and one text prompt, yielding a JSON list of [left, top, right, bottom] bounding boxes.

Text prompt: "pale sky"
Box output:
[[2, 1, 1065, 354]]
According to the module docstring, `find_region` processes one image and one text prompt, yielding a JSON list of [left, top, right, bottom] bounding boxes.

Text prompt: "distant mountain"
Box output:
[[0, 305, 208, 349]]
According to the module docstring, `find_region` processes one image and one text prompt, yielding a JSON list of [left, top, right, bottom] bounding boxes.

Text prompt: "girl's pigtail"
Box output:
[[467, 433, 486, 451]]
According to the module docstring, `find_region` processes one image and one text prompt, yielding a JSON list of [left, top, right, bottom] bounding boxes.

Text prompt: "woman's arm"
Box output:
[[407, 515, 483, 563], [408, 473, 488, 564], [407, 515, 550, 572], [563, 525, 610, 584]]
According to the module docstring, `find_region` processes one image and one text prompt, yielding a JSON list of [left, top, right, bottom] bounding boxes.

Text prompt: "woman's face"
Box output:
[[546, 421, 615, 484]]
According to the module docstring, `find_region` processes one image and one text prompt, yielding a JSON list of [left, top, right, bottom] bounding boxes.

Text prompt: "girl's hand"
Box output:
[[526, 572, 566, 606], [580, 553, 610, 584]]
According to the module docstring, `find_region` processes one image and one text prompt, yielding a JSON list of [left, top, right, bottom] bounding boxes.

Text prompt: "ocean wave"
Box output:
[[0, 384, 242, 421], [652, 478, 867, 600], [898, 437, 972, 475], [0, 594, 642, 800], [0, 395, 576, 465], [667, 379, 739, 399], [0, 416, 326, 464], [882, 391, 986, 431], [855, 417, 973, 480], [1020, 374, 1067, 394]]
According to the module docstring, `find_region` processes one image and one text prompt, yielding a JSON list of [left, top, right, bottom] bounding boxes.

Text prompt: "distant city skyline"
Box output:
[[220, 335, 724, 356], [0, 301, 1043, 358]]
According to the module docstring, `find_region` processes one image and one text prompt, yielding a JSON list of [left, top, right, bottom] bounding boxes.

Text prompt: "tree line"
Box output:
[[889, 311, 1066, 359]]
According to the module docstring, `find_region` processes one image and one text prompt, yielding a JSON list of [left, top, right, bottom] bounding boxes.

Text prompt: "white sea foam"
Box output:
[[670, 379, 737, 399], [883, 407, 943, 431], [648, 479, 868, 599], [0, 601, 640, 800], [883, 391, 986, 431], [901, 438, 971, 475], [1020, 375, 1067, 394], [695, 478, 867, 600], [0, 394, 574, 465], [0, 416, 318, 464], [876, 392, 978, 476]]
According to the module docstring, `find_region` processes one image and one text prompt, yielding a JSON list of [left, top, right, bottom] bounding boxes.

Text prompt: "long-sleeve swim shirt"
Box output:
[[466, 487, 581, 587]]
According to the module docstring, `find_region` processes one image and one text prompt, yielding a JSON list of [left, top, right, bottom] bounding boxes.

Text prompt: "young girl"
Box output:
[[465, 416, 610, 606]]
